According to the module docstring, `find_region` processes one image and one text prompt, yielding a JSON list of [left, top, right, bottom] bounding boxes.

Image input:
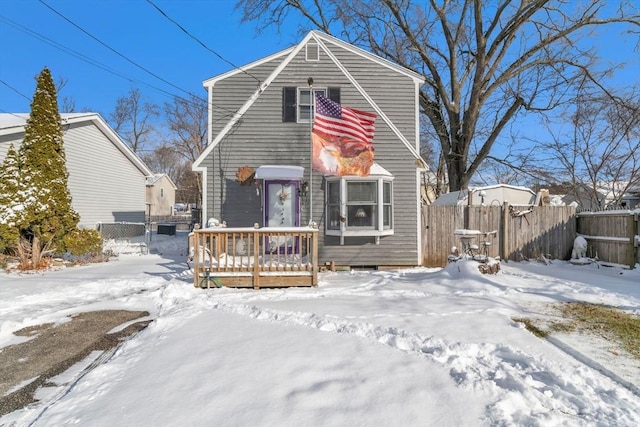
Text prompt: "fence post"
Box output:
[[501, 202, 510, 261]]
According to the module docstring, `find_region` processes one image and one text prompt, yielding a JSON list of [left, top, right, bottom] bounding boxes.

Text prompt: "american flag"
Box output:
[[312, 94, 376, 147]]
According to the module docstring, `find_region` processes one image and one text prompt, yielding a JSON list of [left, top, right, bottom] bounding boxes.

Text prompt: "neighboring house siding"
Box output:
[[61, 121, 147, 226], [0, 136, 15, 159], [203, 35, 421, 267], [146, 175, 176, 216], [0, 116, 149, 228]]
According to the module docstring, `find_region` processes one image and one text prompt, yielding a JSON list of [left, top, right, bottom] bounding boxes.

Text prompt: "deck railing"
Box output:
[[189, 226, 319, 289]]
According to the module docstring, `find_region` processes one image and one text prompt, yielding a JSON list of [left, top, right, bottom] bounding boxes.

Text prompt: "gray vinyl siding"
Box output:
[[205, 38, 420, 267], [0, 120, 147, 228], [64, 122, 146, 227]]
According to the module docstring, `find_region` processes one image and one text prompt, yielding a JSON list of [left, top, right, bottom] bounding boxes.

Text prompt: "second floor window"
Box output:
[[282, 87, 341, 123], [297, 87, 326, 122]]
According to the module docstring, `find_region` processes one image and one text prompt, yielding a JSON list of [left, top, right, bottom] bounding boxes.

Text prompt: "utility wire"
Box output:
[[0, 15, 147, 91], [2, 3, 242, 122], [2, 11, 235, 117], [0, 79, 31, 101], [0, 15, 187, 110], [145, 0, 261, 84], [38, 0, 196, 98]]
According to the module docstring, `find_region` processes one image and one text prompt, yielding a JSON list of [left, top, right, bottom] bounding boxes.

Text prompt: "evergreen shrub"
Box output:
[[62, 229, 103, 256]]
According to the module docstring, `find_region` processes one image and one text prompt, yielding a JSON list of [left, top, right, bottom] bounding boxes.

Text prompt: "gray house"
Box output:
[[0, 113, 152, 228], [193, 31, 426, 268]]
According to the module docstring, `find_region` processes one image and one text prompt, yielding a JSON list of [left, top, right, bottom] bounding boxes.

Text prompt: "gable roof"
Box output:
[[0, 112, 153, 177], [194, 31, 426, 169], [146, 173, 178, 189]]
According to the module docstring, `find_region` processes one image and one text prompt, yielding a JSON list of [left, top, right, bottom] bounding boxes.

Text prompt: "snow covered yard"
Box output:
[[1, 232, 639, 426]]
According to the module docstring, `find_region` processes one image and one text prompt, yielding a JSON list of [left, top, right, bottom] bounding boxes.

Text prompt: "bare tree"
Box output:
[[164, 94, 208, 205], [54, 76, 75, 114], [540, 83, 640, 209], [236, 0, 640, 191], [109, 88, 159, 153], [140, 144, 183, 182], [141, 145, 201, 205], [174, 163, 201, 206]]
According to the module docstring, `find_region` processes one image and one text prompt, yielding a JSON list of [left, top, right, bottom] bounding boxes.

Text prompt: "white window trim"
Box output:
[[297, 87, 326, 123], [325, 175, 395, 242]]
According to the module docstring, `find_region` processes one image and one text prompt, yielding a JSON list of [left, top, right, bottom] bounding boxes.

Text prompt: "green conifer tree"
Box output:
[[18, 67, 79, 250], [0, 144, 23, 252]]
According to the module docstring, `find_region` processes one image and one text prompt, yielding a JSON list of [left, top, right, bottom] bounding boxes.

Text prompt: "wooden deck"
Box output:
[[189, 226, 319, 289]]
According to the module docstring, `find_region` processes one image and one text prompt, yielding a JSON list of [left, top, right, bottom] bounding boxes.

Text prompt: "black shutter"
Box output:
[[282, 87, 296, 122], [328, 87, 340, 104]]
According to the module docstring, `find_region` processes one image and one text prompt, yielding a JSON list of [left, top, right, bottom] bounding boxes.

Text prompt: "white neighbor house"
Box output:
[[0, 113, 153, 228], [432, 184, 537, 207]]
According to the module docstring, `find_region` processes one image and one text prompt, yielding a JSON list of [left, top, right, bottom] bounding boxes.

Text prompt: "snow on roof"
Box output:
[[432, 184, 536, 206], [0, 112, 153, 177], [0, 113, 97, 130], [255, 165, 304, 180], [145, 173, 177, 189], [0, 113, 29, 129], [431, 189, 468, 205]]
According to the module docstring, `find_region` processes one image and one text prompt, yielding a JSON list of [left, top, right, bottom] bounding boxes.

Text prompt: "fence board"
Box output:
[[422, 205, 464, 266], [422, 205, 577, 267], [506, 206, 576, 262], [577, 211, 639, 268]]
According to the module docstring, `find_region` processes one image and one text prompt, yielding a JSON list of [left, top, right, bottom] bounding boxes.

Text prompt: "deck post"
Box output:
[[253, 229, 260, 289], [311, 231, 319, 286]]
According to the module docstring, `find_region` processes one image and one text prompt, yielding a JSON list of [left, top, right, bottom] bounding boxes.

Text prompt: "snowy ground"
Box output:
[[1, 232, 639, 426]]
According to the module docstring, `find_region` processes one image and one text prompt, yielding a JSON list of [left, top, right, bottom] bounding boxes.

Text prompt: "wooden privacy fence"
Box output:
[[576, 210, 639, 269], [422, 204, 577, 267]]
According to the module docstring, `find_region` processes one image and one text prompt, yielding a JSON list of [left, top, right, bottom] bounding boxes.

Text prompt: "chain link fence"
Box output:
[[97, 222, 148, 255], [97, 222, 146, 240]]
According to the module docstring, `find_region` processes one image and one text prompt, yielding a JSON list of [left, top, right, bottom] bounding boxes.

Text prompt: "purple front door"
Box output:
[[264, 180, 300, 253]]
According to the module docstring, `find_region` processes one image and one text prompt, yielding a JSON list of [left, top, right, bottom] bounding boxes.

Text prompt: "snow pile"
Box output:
[[1, 231, 639, 426]]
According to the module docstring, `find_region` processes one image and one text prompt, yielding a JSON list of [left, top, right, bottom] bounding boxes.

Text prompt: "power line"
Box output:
[[38, 0, 196, 98], [0, 79, 31, 101], [2, 2, 245, 123], [0, 15, 185, 109], [145, 0, 261, 85], [0, 16, 145, 89], [1, 12, 236, 117]]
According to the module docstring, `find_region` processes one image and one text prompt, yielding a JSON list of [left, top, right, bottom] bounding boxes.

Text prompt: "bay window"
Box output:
[[325, 173, 394, 241]]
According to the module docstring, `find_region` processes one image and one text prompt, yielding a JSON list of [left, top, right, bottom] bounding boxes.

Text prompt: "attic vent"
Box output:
[[306, 42, 319, 61]]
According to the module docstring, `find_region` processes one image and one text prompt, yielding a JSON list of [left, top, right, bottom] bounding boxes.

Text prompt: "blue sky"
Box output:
[[0, 0, 300, 117], [1, 0, 637, 127]]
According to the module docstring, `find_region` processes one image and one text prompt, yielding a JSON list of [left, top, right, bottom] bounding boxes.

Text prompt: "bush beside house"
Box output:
[[0, 67, 102, 268]]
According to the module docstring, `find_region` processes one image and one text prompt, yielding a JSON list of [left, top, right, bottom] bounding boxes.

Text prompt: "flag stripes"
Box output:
[[312, 94, 376, 145]]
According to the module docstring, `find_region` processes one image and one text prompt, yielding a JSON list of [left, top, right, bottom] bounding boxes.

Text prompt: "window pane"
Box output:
[[299, 89, 311, 105], [383, 182, 391, 203], [347, 182, 376, 202], [347, 205, 373, 227], [327, 181, 339, 201], [299, 106, 311, 121], [383, 205, 391, 227], [326, 181, 340, 229]]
